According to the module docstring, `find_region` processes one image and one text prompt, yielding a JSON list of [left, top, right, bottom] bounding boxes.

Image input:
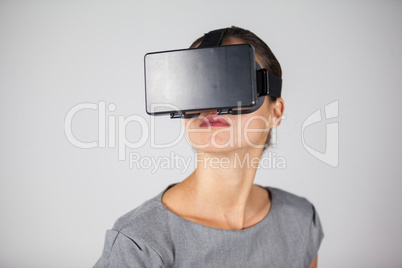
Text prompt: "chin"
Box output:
[[186, 132, 233, 148], [194, 145, 238, 155]]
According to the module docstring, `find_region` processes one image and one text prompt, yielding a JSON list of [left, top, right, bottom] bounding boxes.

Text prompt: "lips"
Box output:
[[199, 114, 231, 128]]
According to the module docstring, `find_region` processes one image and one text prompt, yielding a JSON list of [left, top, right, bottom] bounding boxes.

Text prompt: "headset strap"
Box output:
[[256, 62, 282, 98], [198, 28, 228, 48]]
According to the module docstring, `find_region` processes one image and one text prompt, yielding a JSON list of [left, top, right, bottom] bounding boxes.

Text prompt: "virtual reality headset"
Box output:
[[144, 28, 282, 119]]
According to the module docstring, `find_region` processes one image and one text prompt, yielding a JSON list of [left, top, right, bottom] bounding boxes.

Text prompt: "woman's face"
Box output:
[[184, 37, 281, 154]]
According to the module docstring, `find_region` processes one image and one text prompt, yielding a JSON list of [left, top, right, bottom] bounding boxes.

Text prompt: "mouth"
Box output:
[[199, 114, 231, 128]]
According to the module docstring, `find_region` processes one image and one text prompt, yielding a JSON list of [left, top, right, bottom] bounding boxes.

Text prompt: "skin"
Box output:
[[162, 37, 317, 267]]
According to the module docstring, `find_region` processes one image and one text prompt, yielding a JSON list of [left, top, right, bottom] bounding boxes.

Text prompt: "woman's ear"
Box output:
[[270, 97, 285, 129]]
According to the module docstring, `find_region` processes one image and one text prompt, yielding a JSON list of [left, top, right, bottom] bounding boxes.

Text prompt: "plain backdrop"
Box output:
[[1, 0, 401, 267]]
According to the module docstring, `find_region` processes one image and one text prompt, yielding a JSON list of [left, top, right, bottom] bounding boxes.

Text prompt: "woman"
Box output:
[[95, 26, 324, 268]]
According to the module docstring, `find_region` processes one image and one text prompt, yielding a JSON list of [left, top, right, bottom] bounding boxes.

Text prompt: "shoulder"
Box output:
[[112, 193, 165, 232], [266, 187, 324, 267], [113, 190, 177, 259], [94, 190, 174, 267], [111, 191, 173, 249], [268, 187, 317, 218]]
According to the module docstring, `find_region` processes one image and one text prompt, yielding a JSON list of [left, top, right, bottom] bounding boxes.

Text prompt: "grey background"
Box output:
[[1, 0, 401, 267]]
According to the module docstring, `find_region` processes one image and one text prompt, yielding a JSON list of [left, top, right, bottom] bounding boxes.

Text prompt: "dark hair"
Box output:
[[190, 26, 282, 150]]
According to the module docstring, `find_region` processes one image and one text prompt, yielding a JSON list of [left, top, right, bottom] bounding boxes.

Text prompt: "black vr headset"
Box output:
[[144, 28, 282, 119]]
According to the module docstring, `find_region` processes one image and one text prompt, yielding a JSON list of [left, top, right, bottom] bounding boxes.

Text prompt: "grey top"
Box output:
[[94, 185, 324, 268]]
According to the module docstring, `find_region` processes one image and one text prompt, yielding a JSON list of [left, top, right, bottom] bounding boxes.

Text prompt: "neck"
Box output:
[[181, 148, 265, 229]]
